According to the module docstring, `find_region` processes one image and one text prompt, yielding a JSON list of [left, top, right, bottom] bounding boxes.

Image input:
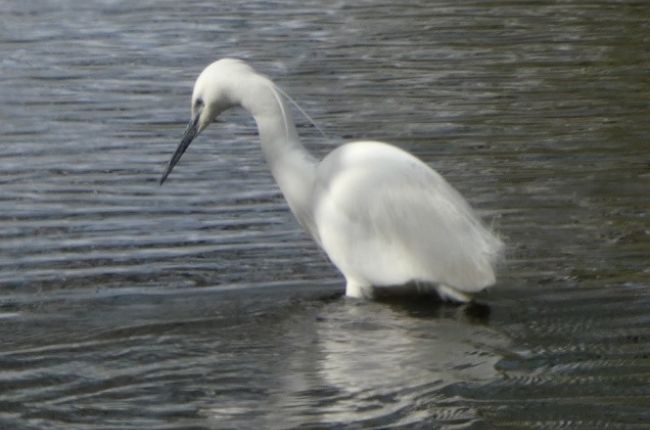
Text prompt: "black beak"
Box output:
[[160, 112, 201, 185]]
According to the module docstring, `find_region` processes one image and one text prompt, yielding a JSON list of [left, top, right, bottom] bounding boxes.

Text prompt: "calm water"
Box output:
[[1, 0, 649, 428]]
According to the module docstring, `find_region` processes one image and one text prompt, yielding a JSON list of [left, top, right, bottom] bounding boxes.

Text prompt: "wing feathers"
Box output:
[[315, 141, 503, 292]]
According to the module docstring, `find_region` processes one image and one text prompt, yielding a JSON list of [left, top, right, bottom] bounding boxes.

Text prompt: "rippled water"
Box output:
[[1, 0, 649, 428]]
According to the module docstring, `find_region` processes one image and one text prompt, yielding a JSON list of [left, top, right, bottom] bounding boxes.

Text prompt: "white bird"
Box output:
[[160, 59, 504, 303]]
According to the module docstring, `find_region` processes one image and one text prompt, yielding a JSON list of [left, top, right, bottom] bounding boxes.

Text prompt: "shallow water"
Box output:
[[1, 0, 649, 428]]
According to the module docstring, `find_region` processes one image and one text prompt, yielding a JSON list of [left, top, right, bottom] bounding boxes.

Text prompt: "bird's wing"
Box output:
[[314, 141, 503, 292]]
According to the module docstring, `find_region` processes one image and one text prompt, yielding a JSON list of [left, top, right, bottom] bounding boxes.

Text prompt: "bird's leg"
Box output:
[[436, 284, 472, 303], [345, 279, 374, 299]]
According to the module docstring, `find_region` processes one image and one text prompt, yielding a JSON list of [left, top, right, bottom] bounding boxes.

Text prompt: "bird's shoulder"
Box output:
[[317, 140, 448, 191], [321, 140, 417, 166]]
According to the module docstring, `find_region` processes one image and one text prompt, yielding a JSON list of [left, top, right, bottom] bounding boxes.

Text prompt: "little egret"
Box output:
[[160, 59, 504, 302]]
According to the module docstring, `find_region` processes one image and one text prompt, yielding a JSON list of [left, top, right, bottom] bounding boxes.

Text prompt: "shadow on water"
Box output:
[[374, 293, 492, 324]]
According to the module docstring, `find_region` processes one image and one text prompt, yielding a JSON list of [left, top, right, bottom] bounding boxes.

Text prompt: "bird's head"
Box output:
[[160, 59, 257, 184]]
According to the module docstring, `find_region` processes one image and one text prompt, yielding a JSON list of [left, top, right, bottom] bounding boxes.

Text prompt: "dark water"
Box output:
[[1, 0, 649, 428]]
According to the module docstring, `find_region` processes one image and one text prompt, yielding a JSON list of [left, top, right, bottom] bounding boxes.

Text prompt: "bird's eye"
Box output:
[[194, 98, 204, 108]]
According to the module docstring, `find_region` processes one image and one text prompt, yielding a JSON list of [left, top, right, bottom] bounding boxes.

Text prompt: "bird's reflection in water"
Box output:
[[205, 293, 507, 428]]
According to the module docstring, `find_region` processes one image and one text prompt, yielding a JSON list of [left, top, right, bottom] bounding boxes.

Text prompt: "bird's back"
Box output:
[[313, 141, 503, 295]]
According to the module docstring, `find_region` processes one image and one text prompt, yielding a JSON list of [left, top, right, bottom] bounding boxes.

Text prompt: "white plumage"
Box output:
[[161, 59, 504, 302]]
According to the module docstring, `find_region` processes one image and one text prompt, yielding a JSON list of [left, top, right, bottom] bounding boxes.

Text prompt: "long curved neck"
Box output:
[[239, 76, 319, 236]]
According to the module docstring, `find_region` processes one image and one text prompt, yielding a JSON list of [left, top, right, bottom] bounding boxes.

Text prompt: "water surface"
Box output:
[[1, 0, 649, 428]]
